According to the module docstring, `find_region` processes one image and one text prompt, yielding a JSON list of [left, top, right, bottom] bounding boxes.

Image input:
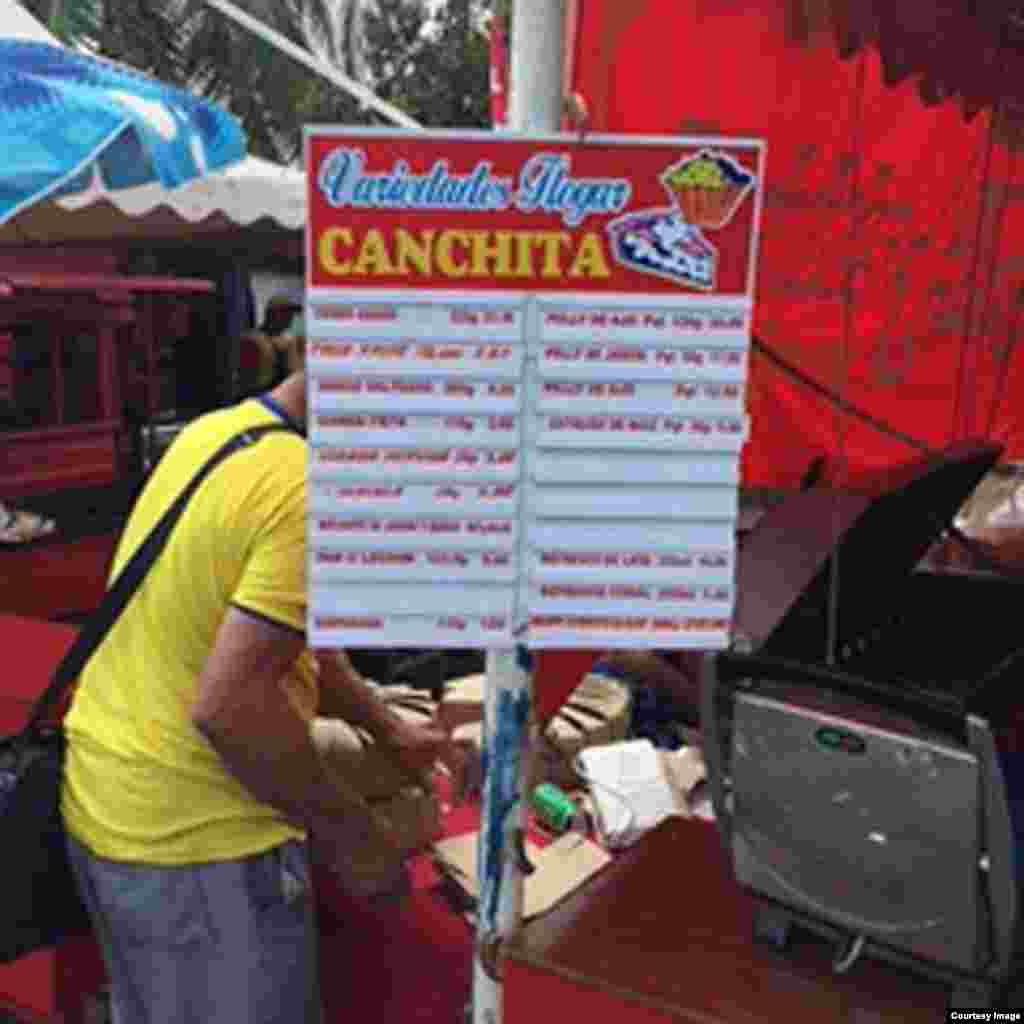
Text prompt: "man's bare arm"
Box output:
[[190, 607, 383, 839]]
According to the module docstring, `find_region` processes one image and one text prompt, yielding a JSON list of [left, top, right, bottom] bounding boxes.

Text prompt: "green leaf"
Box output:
[[25, 0, 494, 160]]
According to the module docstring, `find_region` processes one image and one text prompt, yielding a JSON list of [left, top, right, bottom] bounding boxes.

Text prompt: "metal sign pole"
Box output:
[[473, 4, 565, 1023]]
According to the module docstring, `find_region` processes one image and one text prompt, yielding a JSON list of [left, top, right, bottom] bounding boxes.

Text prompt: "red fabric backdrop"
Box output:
[[570, 0, 1024, 489]]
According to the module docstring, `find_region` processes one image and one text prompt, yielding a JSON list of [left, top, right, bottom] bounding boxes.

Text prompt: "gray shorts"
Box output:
[[66, 835, 322, 1024]]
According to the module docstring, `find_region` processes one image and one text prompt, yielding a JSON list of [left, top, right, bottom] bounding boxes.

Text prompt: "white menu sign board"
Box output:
[[305, 129, 765, 650]]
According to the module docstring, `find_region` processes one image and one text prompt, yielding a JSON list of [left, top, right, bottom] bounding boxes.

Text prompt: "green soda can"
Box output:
[[530, 783, 577, 832]]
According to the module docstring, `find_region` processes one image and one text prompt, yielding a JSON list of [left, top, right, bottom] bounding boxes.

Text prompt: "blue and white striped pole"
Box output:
[[473, 3, 566, 1022], [472, 648, 533, 1023]]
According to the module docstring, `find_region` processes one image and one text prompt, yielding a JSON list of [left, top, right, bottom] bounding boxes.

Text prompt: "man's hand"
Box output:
[[376, 715, 453, 788], [313, 649, 480, 802], [315, 648, 464, 786]]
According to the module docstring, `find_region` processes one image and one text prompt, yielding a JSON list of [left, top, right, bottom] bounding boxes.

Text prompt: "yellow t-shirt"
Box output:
[[62, 398, 315, 865]]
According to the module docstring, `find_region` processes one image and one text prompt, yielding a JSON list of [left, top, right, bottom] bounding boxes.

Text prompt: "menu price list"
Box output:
[[302, 130, 766, 652], [306, 297, 752, 651], [523, 550, 737, 649], [307, 297, 528, 649], [520, 299, 750, 650]]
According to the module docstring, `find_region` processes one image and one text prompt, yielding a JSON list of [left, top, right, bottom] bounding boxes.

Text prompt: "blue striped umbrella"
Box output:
[[0, 39, 246, 224]]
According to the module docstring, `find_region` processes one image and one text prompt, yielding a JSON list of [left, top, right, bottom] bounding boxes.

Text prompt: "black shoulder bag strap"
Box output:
[[21, 422, 297, 735]]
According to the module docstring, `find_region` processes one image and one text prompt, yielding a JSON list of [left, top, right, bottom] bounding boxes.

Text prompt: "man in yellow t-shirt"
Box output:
[[61, 371, 448, 1024]]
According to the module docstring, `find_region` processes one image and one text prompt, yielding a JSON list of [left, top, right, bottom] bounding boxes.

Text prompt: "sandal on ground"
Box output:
[[0, 502, 57, 545]]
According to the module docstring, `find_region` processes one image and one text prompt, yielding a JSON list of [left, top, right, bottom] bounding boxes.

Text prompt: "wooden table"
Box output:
[[504, 817, 950, 1023]]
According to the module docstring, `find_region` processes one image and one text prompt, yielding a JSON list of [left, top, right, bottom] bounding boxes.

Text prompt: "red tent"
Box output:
[[516, 1, 1024, 716], [569, 0, 1024, 491]]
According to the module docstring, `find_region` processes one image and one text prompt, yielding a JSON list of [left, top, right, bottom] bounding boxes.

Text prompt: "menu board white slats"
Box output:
[[528, 486, 738, 520], [532, 414, 748, 452], [312, 413, 520, 448], [306, 131, 764, 649], [313, 376, 522, 415], [531, 452, 739, 486], [310, 613, 514, 649], [310, 516, 519, 552], [535, 344, 748, 382], [528, 547, 734, 584], [308, 297, 525, 342], [538, 301, 750, 345], [311, 548, 518, 584], [526, 519, 736, 551], [531, 378, 744, 416], [308, 340, 524, 379], [314, 583, 514, 618], [526, 618, 731, 651], [309, 482, 521, 518], [311, 446, 522, 483], [529, 581, 733, 615]]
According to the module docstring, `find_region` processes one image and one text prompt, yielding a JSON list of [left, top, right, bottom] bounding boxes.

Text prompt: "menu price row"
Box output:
[[307, 294, 751, 345], [310, 509, 736, 551], [310, 487, 736, 524], [310, 481, 519, 517], [309, 611, 732, 651], [540, 304, 750, 345], [310, 612, 515, 649], [313, 413, 518, 448], [307, 577, 733, 647], [308, 340, 523, 379], [309, 457, 738, 507], [313, 548, 517, 584], [307, 340, 747, 382], [311, 515, 519, 551], [311, 565, 732, 614], [310, 416, 747, 453], [312, 446, 520, 482], [526, 615, 732, 651], [313, 377, 744, 416], [312, 444, 745, 493], [310, 544, 734, 585], [313, 375, 521, 414], [308, 298, 524, 343], [529, 581, 733, 616]]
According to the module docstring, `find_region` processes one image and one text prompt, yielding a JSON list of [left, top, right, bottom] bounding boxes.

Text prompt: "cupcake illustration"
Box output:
[[661, 150, 755, 230]]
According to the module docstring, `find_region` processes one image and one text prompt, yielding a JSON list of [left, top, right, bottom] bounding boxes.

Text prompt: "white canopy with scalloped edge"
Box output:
[[0, 0, 306, 243]]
